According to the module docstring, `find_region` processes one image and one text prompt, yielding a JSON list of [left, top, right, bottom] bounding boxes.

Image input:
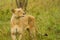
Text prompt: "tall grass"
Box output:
[[0, 0, 60, 40]]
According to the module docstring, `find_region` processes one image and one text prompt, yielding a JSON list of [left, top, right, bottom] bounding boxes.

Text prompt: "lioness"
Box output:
[[11, 8, 37, 40]]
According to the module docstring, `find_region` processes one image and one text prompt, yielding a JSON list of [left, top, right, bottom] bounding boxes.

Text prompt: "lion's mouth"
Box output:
[[15, 16, 24, 19]]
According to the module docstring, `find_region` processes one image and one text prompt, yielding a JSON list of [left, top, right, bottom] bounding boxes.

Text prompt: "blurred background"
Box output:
[[0, 0, 60, 40]]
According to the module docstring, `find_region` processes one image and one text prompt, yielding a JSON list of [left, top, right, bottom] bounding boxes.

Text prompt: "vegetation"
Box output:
[[0, 0, 60, 40]]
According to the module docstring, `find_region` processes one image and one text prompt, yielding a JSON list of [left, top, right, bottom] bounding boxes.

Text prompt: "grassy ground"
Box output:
[[0, 0, 60, 40]]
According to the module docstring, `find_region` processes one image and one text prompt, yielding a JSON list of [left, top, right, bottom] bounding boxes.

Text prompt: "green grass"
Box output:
[[0, 0, 60, 40]]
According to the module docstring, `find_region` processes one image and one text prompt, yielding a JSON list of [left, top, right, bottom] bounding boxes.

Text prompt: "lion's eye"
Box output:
[[18, 11, 20, 12], [23, 13, 26, 15]]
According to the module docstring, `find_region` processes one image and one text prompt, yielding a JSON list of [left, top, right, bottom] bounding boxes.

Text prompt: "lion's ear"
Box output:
[[11, 9, 15, 13]]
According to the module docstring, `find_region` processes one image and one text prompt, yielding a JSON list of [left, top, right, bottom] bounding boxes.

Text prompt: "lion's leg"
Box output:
[[11, 27, 17, 40], [11, 33, 16, 40], [28, 16, 37, 40], [29, 27, 37, 40], [18, 27, 24, 40], [18, 34, 23, 40]]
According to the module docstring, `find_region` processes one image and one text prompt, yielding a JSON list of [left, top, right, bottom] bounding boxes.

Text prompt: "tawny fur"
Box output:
[[11, 8, 37, 40]]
